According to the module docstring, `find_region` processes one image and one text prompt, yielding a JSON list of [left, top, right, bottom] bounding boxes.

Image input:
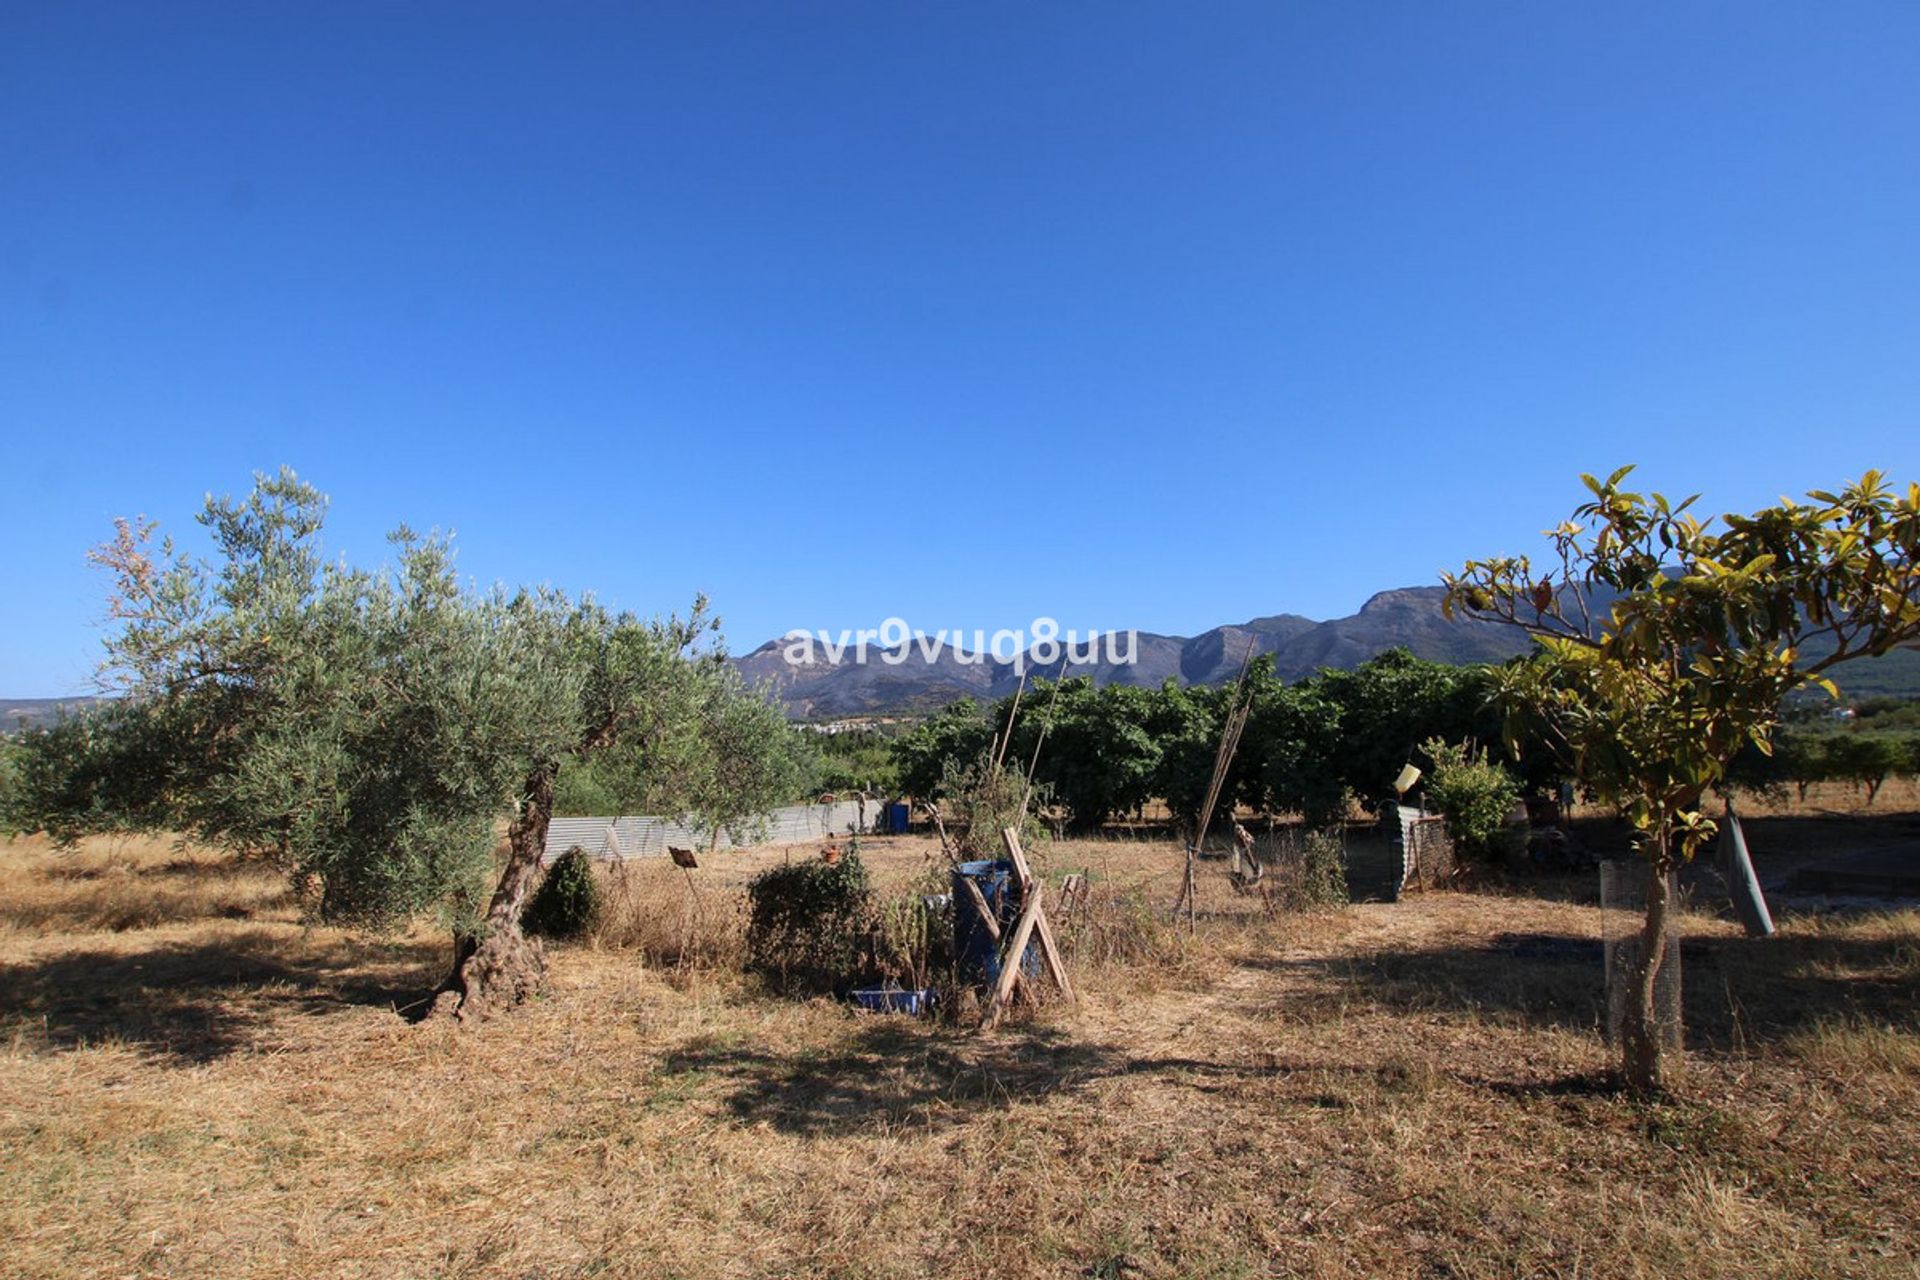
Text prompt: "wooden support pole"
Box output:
[[981, 884, 1044, 1030], [1001, 828, 1075, 1004], [960, 876, 1002, 941], [961, 872, 1035, 1004]]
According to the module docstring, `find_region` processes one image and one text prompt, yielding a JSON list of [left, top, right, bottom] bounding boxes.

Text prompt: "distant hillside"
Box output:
[[734, 586, 1539, 717], [10, 591, 1914, 726], [735, 585, 1920, 717], [1, 696, 105, 732]]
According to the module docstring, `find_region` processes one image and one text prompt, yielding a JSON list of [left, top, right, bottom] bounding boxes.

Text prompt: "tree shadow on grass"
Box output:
[[658, 1021, 1104, 1136], [1478, 810, 1920, 907], [653, 1016, 1490, 1137], [1252, 923, 1920, 1054], [0, 931, 442, 1064]]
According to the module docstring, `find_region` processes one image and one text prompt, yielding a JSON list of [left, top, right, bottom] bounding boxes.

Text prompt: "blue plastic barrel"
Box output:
[[951, 859, 1041, 986]]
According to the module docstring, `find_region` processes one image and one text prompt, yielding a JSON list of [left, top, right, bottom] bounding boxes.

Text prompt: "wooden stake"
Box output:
[[992, 672, 1027, 773], [1018, 663, 1070, 821], [925, 800, 958, 864], [960, 872, 1033, 1003], [1171, 638, 1258, 930], [981, 884, 1044, 1029], [1001, 828, 1075, 1004]]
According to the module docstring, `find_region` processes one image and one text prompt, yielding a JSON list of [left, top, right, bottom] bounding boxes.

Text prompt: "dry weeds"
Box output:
[[2, 813, 1916, 1279]]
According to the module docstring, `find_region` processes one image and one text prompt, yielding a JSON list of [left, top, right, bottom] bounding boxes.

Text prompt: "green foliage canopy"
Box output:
[[1446, 467, 1920, 864], [6, 469, 806, 940], [1445, 465, 1920, 1090]]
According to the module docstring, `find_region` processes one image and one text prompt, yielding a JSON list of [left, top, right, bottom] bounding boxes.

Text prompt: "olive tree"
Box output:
[[1445, 467, 1920, 1090], [15, 469, 788, 1020]]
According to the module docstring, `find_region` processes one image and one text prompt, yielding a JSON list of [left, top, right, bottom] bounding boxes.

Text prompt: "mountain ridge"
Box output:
[[732, 585, 1920, 717], [12, 586, 1917, 725], [733, 585, 1537, 717]]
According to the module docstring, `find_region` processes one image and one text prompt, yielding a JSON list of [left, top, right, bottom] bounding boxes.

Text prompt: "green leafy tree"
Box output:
[[891, 698, 994, 798], [808, 727, 898, 796], [1246, 677, 1348, 826], [677, 666, 819, 844], [552, 754, 625, 818], [1236, 653, 1489, 826], [1017, 678, 1162, 833], [1446, 466, 1920, 1091], [1149, 665, 1280, 832], [1777, 732, 1832, 802], [5, 698, 186, 844], [1144, 679, 1223, 830], [1418, 737, 1521, 862], [1319, 651, 1485, 816], [13, 470, 793, 1020], [1824, 733, 1905, 805], [1723, 731, 1800, 802]]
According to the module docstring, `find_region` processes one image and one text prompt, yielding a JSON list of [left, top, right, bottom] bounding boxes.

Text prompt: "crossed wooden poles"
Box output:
[[972, 826, 1075, 1030]]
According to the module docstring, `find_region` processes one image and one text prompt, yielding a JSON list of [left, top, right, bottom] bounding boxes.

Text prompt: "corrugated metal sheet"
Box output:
[[542, 797, 885, 863]]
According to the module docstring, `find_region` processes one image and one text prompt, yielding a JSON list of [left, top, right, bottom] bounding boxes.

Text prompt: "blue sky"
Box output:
[[4, 3, 1918, 694]]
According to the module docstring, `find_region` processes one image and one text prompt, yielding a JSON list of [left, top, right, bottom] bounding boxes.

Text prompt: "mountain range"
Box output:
[[735, 584, 1920, 717], [9, 585, 1917, 727], [733, 586, 1539, 717]]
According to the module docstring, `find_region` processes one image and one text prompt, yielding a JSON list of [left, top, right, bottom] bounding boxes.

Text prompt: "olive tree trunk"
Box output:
[[1620, 847, 1675, 1092], [429, 765, 557, 1021]]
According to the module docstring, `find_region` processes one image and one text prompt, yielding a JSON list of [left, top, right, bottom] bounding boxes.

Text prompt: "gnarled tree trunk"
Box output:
[[1620, 848, 1674, 1093], [429, 764, 557, 1021]]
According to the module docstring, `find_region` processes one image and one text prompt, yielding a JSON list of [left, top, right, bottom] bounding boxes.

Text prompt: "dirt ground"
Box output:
[[2, 794, 1917, 1279]]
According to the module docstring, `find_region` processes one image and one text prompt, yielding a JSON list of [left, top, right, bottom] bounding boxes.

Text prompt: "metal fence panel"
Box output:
[[542, 797, 883, 864]]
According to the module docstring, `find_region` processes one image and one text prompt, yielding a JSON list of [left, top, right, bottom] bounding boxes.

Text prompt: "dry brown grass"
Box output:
[[3, 814, 1918, 1279], [1722, 775, 1920, 819], [0, 832, 293, 936]]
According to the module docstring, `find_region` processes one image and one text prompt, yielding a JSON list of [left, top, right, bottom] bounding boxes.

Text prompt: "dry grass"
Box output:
[[2, 813, 1918, 1279], [0, 833, 293, 935], [1719, 775, 1920, 819]]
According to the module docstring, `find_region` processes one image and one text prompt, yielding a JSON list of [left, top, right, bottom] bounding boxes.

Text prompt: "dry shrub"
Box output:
[[1058, 882, 1175, 969], [585, 858, 745, 970], [743, 851, 876, 994], [872, 871, 952, 991], [933, 752, 1050, 858], [1255, 827, 1349, 911]]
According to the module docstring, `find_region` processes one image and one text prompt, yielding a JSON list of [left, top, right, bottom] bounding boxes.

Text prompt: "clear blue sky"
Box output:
[[5, 3, 1918, 694]]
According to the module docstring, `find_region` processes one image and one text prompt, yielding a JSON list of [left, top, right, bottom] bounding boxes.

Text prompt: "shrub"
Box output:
[[745, 849, 876, 993], [524, 847, 603, 940], [1060, 881, 1183, 967], [872, 874, 951, 991], [1300, 828, 1350, 907], [1824, 733, 1906, 804], [934, 751, 1050, 857], [1419, 737, 1521, 862], [1254, 827, 1350, 910]]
